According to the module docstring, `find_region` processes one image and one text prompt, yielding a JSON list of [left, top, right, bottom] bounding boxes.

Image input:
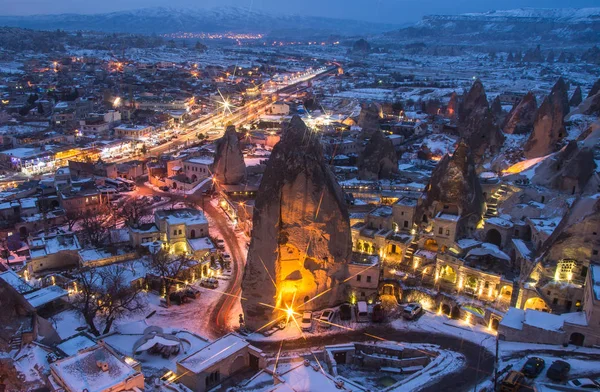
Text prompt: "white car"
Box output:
[[319, 309, 335, 328], [402, 303, 423, 320], [567, 378, 600, 389], [301, 311, 312, 331]]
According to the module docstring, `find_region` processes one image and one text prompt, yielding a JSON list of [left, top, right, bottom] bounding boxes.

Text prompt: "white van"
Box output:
[[356, 301, 369, 323]]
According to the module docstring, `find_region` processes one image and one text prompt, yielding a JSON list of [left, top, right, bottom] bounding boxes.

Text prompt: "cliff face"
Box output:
[[212, 125, 246, 185], [524, 78, 570, 158], [457, 80, 505, 161], [502, 92, 537, 134], [242, 116, 351, 330], [358, 130, 398, 180], [357, 102, 381, 138]]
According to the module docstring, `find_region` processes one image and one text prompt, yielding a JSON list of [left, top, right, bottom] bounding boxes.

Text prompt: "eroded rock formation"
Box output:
[[212, 125, 246, 185], [416, 141, 485, 235], [358, 130, 398, 180], [357, 102, 381, 138], [457, 80, 505, 161], [242, 116, 351, 330], [446, 92, 459, 120], [524, 78, 570, 159], [569, 86, 582, 107], [502, 92, 537, 134], [531, 140, 597, 193], [588, 78, 600, 98]]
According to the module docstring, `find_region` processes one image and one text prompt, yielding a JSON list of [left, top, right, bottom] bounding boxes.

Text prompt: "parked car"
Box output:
[[339, 303, 352, 321], [301, 311, 312, 331], [521, 357, 545, 378], [356, 301, 369, 322], [499, 371, 525, 392], [200, 278, 219, 289], [372, 303, 385, 323], [319, 309, 335, 328], [169, 291, 189, 305], [159, 186, 170, 192], [547, 360, 571, 382], [402, 303, 422, 320], [183, 288, 200, 299], [567, 378, 600, 389]]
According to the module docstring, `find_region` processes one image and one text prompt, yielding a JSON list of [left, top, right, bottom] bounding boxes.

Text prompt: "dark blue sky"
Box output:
[[1, 0, 599, 23]]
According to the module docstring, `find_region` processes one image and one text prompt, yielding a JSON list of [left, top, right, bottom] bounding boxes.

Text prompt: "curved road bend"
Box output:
[[135, 184, 246, 338], [249, 327, 495, 392]]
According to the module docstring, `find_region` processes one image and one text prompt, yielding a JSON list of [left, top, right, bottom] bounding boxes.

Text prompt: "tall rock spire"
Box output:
[[241, 116, 351, 330]]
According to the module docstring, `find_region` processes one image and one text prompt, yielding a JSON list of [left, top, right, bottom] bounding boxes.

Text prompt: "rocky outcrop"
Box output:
[[531, 140, 596, 193], [358, 130, 398, 180], [583, 92, 600, 116], [416, 141, 485, 230], [446, 92, 459, 120], [588, 78, 600, 98], [569, 86, 582, 107], [491, 95, 503, 122], [212, 125, 246, 185], [524, 78, 570, 159], [357, 102, 381, 138], [242, 116, 351, 330], [457, 80, 505, 161], [502, 92, 537, 134]]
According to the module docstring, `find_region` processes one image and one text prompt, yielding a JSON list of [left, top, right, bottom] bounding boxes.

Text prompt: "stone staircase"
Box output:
[[403, 241, 419, 265], [485, 183, 509, 218]]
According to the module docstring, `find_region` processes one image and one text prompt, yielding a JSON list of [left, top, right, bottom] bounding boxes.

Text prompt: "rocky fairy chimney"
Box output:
[[241, 115, 352, 330], [502, 92, 537, 135], [212, 125, 246, 185], [524, 78, 570, 159]]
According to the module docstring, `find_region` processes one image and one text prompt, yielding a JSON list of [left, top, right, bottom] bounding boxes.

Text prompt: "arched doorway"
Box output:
[[485, 229, 502, 247], [191, 174, 197, 182], [229, 355, 246, 374], [491, 318, 500, 330], [190, 229, 196, 239], [569, 332, 585, 346], [172, 182, 177, 189], [422, 214, 428, 224], [424, 239, 438, 251], [441, 304, 451, 316], [523, 297, 548, 311]]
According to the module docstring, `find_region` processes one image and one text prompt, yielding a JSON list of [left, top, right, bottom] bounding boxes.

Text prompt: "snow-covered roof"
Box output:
[[50, 345, 140, 392], [499, 307, 524, 330], [57, 334, 97, 357], [512, 239, 532, 259], [466, 243, 510, 261], [24, 285, 68, 308], [155, 208, 208, 226], [0, 270, 33, 293], [486, 217, 513, 228], [436, 211, 460, 222], [178, 333, 249, 373], [187, 237, 215, 253], [186, 156, 214, 165]]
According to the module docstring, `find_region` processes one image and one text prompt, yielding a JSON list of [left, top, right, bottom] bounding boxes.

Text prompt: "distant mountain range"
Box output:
[[0, 7, 398, 38], [387, 7, 600, 48]]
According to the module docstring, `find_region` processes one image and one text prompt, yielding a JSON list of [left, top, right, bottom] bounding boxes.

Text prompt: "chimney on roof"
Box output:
[[96, 360, 109, 372]]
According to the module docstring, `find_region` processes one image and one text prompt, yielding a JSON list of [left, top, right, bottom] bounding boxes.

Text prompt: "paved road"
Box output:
[[249, 326, 496, 392], [135, 182, 247, 338]]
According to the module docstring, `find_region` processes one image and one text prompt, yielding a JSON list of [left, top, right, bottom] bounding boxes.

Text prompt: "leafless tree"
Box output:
[[80, 207, 111, 247], [148, 249, 195, 307], [64, 210, 82, 232], [118, 197, 150, 228], [72, 263, 146, 336]]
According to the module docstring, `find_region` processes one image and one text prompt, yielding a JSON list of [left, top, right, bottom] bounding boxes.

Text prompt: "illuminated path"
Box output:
[[249, 327, 499, 392]]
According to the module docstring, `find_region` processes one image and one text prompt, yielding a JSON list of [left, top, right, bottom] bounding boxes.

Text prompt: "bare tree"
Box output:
[[72, 263, 146, 336], [118, 197, 150, 228], [148, 249, 195, 307], [80, 207, 110, 247], [64, 210, 82, 232]]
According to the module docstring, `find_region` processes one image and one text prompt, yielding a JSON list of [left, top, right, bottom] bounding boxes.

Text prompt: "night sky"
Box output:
[[1, 0, 598, 23]]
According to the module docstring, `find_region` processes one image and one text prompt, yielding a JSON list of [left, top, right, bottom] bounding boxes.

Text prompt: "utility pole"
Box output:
[[494, 334, 499, 391]]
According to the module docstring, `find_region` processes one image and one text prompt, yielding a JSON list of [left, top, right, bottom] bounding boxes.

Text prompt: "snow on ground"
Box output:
[[48, 310, 87, 340], [419, 134, 458, 156]]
